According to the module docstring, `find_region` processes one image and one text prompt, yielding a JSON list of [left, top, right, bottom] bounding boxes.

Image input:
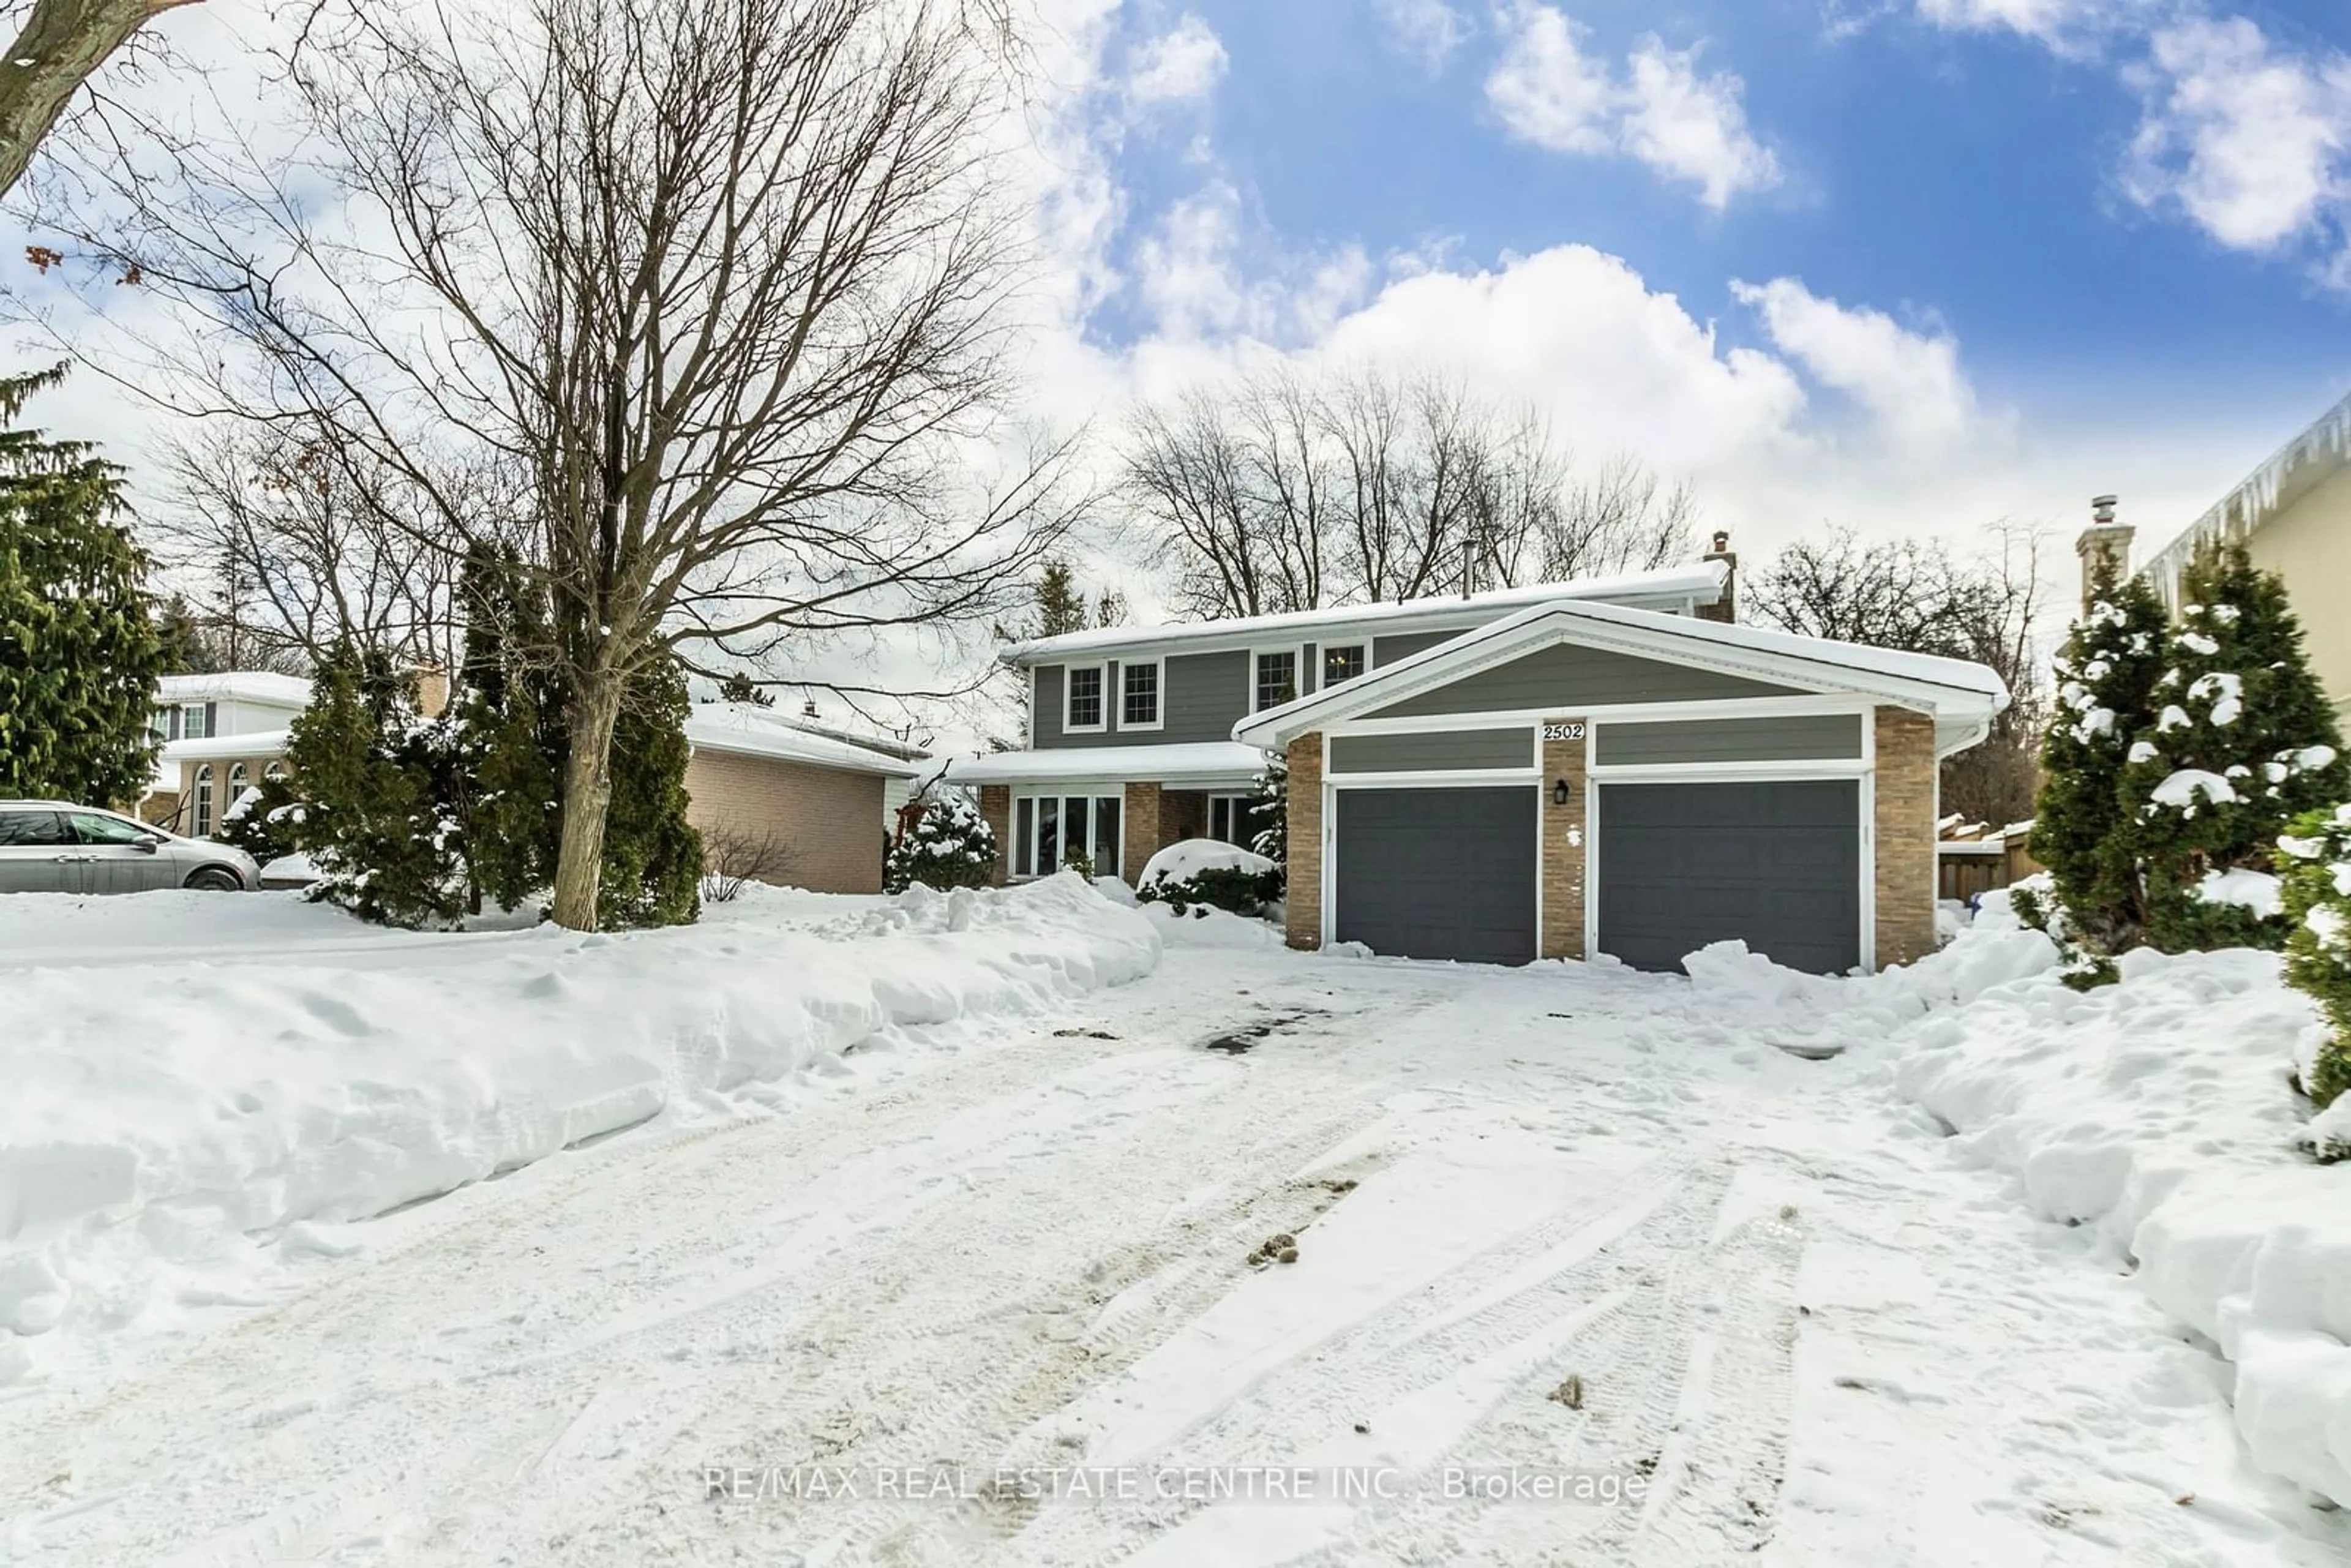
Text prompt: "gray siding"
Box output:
[[1371, 630, 1454, 667], [1595, 713, 1862, 766], [1031, 651, 1249, 748], [1330, 729, 1534, 773], [1373, 643, 1802, 719]]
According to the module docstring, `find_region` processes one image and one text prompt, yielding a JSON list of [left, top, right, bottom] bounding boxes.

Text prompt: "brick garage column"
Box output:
[[1122, 781, 1162, 885], [1285, 733, 1322, 951], [1539, 719, 1588, 959], [978, 784, 1011, 887], [1873, 707, 1938, 967]]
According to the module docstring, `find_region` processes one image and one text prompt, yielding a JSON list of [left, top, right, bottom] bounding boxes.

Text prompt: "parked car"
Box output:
[[0, 801, 261, 894]]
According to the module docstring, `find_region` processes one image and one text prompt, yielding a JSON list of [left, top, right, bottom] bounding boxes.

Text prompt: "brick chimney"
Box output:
[[1697, 529, 1736, 623], [2075, 495, 2134, 611]]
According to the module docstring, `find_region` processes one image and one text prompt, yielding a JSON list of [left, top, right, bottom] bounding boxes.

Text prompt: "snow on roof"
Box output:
[[684, 703, 922, 778], [944, 741, 1267, 786], [997, 561, 1731, 663], [155, 672, 315, 708], [2142, 388, 2351, 590], [159, 729, 294, 763], [1234, 596, 2008, 749]]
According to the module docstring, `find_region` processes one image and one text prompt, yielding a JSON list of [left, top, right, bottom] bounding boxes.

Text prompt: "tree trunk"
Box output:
[[549, 667, 623, 931], [0, 0, 195, 200]]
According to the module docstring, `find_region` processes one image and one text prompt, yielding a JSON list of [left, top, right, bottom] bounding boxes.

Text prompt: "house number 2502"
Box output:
[[1542, 722, 1586, 741]]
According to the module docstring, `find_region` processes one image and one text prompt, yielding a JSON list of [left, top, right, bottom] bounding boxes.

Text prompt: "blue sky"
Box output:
[[1019, 0, 2351, 568], [1102, 0, 2349, 383]]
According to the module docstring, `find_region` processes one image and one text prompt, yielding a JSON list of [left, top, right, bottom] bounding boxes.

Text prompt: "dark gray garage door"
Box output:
[[1334, 787, 1537, 966], [1596, 780, 1860, 975]]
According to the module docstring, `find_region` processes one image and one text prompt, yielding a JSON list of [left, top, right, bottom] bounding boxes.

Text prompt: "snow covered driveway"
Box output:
[[4, 904, 2349, 1565]]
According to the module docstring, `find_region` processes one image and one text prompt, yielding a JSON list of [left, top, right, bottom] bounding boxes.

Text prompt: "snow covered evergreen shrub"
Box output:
[[1135, 841, 1281, 918], [885, 790, 996, 893], [2018, 562, 2169, 975], [279, 642, 472, 929], [212, 773, 301, 865], [2120, 545, 2345, 954], [1136, 865, 1282, 918], [2276, 805, 2351, 1112]]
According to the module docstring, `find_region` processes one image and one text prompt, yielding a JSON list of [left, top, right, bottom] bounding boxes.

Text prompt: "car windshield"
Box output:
[[69, 811, 155, 846]]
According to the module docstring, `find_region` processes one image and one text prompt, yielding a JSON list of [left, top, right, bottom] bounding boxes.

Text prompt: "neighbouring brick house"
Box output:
[[678, 703, 924, 895], [138, 670, 924, 897], [949, 550, 2009, 974]]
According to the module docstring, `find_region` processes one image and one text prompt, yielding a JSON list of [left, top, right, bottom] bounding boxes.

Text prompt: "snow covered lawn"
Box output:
[[1, 882, 2347, 1566]]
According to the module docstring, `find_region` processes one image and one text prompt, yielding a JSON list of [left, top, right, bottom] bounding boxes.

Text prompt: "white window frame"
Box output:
[[1249, 645, 1305, 714], [1321, 643, 1367, 688], [1010, 790, 1125, 879], [1119, 656, 1165, 732], [1062, 661, 1108, 734], [180, 703, 209, 740], [192, 764, 215, 837]]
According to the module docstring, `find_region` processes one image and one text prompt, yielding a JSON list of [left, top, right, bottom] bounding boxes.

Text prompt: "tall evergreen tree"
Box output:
[[0, 364, 165, 806], [444, 544, 699, 927], [2019, 561, 2170, 962], [2118, 543, 2346, 951], [1248, 749, 1287, 871], [454, 545, 562, 912]]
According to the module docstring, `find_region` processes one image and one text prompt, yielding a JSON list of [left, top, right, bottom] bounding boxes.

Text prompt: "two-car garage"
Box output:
[[1329, 777, 1864, 974], [1242, 599, 1997, 977]]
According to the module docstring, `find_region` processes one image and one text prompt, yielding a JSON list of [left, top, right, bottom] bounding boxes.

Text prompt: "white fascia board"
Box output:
[[943, 741, 1267, 787]]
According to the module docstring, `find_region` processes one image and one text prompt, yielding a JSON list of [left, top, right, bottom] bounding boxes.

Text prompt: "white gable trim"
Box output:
[[1234, 601, 2004, 752]]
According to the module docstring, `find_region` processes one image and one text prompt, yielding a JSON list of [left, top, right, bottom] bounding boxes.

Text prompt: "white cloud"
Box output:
[[1485, 5, 1780, 208], [1127, 13, 1229, 106], [1731, 277, 1980, 447], [1913, 0, 2138, 48], [2124, 15, 2351, 255], [1621, 39, 1782, 210], [1376, 0, 1474, 75], [1484, 2, 1616, 154]]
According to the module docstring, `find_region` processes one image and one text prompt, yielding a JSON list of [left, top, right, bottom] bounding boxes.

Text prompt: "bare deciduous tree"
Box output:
[[56, 0, 1076, 929], [0, 0, 197, 198], [1747, 523, 2050, 825], [1123, 365, 1699, 618], [150, 425, 489, 673]]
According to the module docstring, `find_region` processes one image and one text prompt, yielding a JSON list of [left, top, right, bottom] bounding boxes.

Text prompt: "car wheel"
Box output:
[[185, 866, 244, 892]]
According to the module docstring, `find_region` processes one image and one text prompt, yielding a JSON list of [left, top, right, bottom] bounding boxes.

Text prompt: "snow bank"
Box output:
[[1137, 839, 1275, 890], [1141, 901, 1288, 949], [1895, 942, 2351, 1505], [0, 874, 1157, 1378]]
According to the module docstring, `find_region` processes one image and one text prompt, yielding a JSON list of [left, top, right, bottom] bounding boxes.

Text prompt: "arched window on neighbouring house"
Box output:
[[228, 762, 249, 810], [193, 765, 214, 838], [263, 760, 287, 782]]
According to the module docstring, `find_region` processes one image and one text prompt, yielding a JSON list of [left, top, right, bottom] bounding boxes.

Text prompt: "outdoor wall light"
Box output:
[[1552, 778, 1573, 807]]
